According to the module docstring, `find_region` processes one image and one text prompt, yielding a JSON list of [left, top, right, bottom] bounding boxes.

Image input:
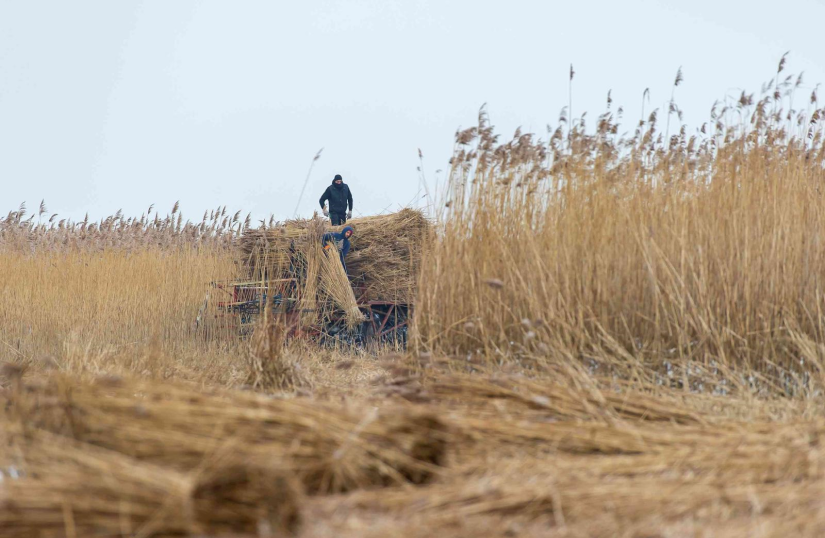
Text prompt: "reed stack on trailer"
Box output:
[[200, 209, 429, 346]]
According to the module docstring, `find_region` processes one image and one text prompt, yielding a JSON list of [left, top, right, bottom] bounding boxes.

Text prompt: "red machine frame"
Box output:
[[201, 279, 410, 346]]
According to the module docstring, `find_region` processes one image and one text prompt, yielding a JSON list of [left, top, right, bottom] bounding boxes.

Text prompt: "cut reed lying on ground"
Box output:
[[415, 61, 825, 381], [453, 415, 825, 483], [3, 371, 449, 493], [422, 371, 703, 424], [302, 496, 825, 538], [5, 60, 825, 538], [336, 473, 825, 532], [0, 427, 302, 538]]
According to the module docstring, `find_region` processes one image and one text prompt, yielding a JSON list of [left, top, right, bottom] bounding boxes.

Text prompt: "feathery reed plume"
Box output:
[[293, 147, 324, 218], [0, 202, 243, 253]]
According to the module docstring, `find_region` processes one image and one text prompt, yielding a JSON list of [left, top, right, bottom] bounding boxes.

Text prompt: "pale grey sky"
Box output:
[[1, 0, 824, 222]]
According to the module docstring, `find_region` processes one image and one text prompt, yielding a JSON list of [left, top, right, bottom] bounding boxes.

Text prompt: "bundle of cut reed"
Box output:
[[340, 209, 430, 302], [3, 372, 449, 493], [0, 427, 302, 537], [240, 217, 322, 284], [240, 209, 430, 303], [287, 217, 327, 327], [318, 245, 363, 328], [299, 227, 323, 326]]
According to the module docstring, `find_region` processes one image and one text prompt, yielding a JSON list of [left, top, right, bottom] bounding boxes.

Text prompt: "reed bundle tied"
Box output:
[[240, 209, 430, 304], [299, 224, 323, 326], [340, 209, 430, 302], [319, 245, 363, 327], [3, 372, 449, 493], [0, 427, 301, 538]]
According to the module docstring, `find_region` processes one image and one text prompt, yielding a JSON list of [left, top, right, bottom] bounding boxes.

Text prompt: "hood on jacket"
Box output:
[[341, 225, 354, 238]]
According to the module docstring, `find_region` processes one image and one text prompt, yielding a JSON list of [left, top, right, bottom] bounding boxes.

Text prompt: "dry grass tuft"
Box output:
[[245, 311, 308, 392]]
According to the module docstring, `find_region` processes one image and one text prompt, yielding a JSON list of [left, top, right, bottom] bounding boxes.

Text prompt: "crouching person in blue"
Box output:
[[322, 225, 354, 273]]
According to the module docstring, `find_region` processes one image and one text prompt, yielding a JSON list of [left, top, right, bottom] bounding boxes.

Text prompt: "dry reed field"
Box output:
[[0, 204, 244, 383], [5, 60, 825, 536]]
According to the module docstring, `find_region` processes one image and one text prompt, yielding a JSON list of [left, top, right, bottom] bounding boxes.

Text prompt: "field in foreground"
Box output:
[[4, 349, 824, 537], [4, 63, 825, 536]]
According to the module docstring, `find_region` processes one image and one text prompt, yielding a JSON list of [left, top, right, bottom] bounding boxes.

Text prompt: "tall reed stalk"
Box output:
[[415, 60, 825, 376]]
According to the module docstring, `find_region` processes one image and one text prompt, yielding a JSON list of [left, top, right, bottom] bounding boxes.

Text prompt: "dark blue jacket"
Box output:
[[319, 180, 353, 214], [321, 226, 353, 256], [322, 226, 354, 272]]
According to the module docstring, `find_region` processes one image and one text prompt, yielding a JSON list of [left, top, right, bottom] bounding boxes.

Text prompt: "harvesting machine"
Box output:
[[196, 210, 427, 347], [204, 277, 410, 346]]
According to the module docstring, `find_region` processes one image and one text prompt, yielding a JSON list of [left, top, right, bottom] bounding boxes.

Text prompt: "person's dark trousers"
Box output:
[[330, 212, 347, 226]]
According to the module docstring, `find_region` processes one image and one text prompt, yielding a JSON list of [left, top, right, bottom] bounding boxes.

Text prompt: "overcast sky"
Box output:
[[2, 0, 824, 223]]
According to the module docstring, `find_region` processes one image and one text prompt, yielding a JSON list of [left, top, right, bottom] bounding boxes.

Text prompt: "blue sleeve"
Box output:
[[342, 238, 350, 257]]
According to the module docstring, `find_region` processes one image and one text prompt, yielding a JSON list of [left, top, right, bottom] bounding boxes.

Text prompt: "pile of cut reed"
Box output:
[[340, 473, 825, 532], [454, 411, 825, 484], [0, 426, 302, 537], [241, 209, 430, 304], [3, 371, 450, 493], [341, 209, 430, 302]]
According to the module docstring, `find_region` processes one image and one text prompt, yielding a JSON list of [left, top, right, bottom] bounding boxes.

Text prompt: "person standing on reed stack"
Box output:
[[319, 174, 353, 225], [322, 226, 354, 273]]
